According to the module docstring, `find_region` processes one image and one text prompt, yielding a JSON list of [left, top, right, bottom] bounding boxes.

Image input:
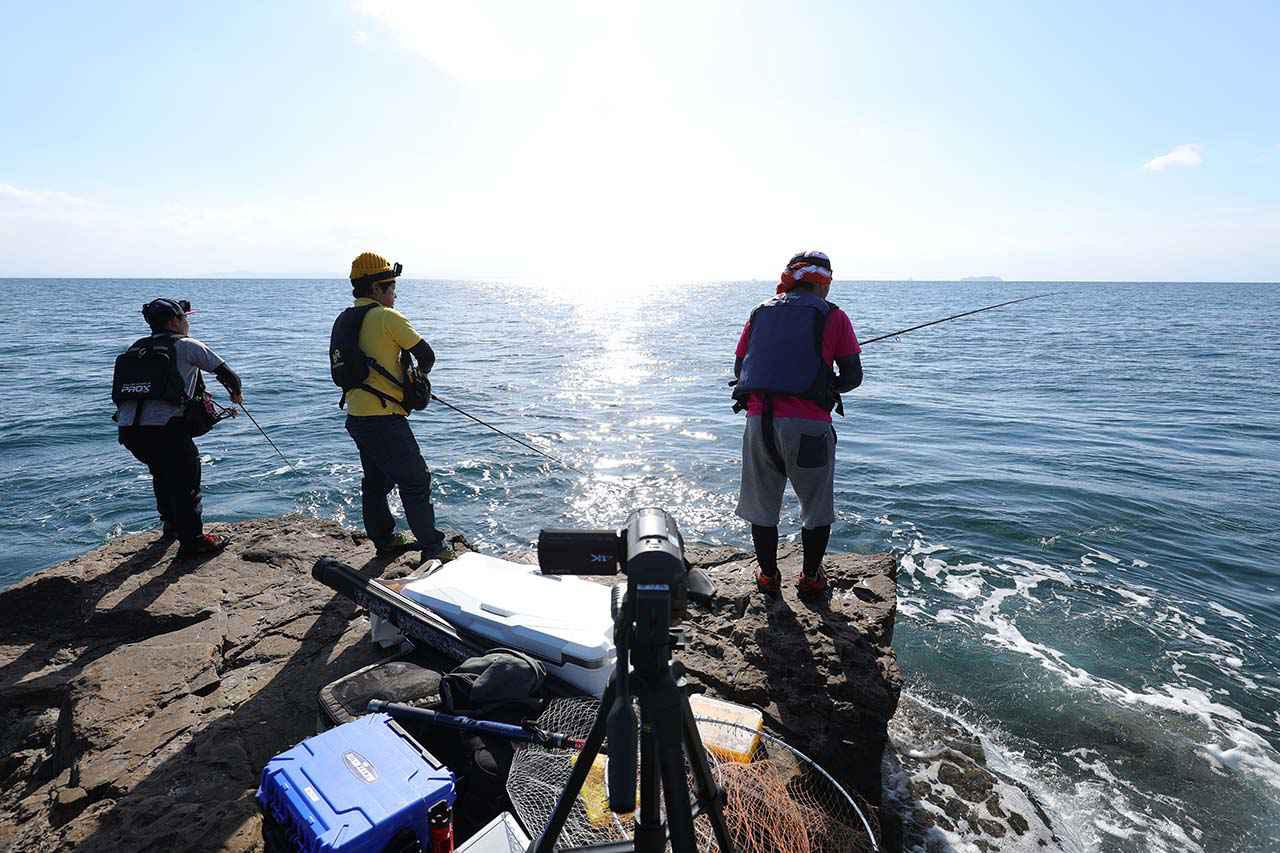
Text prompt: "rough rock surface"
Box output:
[[883, 695, 1064, 852], [679, 540, 902, 818], [0, 518, 901, 852]]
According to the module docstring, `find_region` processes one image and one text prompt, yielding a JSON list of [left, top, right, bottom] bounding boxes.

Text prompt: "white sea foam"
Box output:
[[897, 600, 924, 620], [1087, 549, 1122, 564], [1094, 818, 1138, 840], [899, 554, 918, 578], [1207, 601, 1257, 628], [921, 556, 947, 579], [1132, 558, 1150, 568], [941, 573, 984, 600], [909, 537, 950, 555], [1115, 587, 1152, 607]]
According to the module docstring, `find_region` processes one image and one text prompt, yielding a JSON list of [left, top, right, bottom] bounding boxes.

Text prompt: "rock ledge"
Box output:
[[0, 517, 901, 852]]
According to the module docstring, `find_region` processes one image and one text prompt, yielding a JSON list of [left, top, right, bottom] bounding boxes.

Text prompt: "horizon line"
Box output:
[[1, 277, 1278, 285]]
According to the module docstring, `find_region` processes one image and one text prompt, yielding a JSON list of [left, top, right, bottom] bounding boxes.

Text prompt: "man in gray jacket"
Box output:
[[114, 298, 243, 558]]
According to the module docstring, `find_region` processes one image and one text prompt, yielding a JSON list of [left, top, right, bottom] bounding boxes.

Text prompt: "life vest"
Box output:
[[733, 291, 836, 404], [329, 304, 429, 413]]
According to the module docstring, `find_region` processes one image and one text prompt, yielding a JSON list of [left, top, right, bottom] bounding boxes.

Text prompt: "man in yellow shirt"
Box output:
[[333, 252, 445, 558]]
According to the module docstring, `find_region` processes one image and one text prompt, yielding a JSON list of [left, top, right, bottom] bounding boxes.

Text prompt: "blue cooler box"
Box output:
[[257, 713, 455, 853]]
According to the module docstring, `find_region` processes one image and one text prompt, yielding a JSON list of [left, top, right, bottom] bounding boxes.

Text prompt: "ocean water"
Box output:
[[1, 278, 1278, 850]]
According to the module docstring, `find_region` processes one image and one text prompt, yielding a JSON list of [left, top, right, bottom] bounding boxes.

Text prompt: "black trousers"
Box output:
[[345, 414, 444, 548], [119, 421, 203, 544]]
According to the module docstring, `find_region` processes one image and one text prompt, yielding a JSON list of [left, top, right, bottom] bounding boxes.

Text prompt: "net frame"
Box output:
[[505, 698, 880, 853]]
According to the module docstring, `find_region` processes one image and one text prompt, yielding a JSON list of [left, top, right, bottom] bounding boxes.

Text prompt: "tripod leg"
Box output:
[[633, 722, 665, 853], [647, 678, 701, 853], [529, 681, 616, 853], [680, 694, 736, 852]]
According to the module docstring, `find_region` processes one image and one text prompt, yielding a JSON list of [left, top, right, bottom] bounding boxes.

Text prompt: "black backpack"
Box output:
[[112, 334, 192, 427], [440, 649, 547, 720], [329, 305, 429, 412]]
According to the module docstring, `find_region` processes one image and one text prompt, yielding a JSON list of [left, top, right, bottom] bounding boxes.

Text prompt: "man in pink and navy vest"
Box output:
[[731, 250, 863, 597]]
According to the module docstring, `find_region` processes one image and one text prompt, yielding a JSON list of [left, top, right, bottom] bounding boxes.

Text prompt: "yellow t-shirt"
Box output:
[[346, 298, 424, 417]]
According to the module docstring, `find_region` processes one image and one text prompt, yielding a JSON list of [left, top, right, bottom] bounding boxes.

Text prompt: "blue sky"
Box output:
[[1, 1, 1277, 283]]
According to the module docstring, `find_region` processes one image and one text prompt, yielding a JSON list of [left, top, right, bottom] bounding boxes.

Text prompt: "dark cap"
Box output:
[[142, 298, 196, 328]]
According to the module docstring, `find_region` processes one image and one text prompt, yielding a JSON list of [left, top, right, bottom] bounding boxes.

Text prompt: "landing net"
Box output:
[[506, 698, 879, 852]]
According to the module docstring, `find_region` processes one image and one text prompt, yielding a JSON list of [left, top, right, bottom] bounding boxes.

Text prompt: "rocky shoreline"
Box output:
[[1, 516, 1060, 852]]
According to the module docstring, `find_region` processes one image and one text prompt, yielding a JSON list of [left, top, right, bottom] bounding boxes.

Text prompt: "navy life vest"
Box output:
[[733, 291, 836, 405], [329, 304, 429, 413]]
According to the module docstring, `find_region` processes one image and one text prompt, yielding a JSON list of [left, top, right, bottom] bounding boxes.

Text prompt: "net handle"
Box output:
[[693, 716, 880, 852]]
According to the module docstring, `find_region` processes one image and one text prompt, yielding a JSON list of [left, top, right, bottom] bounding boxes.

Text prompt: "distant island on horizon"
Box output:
[[960, 276, 1004, 282]]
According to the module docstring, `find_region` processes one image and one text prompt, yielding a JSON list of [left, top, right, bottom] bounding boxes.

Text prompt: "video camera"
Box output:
[[531, 509, 733, 853], [537, 507, 690, 619]]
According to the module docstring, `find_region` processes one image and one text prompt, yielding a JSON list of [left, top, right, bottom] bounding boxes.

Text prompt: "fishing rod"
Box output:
[[368, 700, 588, 750], [430, 393, 579, 472], [238, 402, 300, 475], [859, 291, 1062, 346]]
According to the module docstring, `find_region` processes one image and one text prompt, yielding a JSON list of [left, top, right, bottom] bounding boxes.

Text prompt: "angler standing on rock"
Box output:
[[112, 298, 244, 558], [732, 250, 863, 597], [330, 252, 446, 561]]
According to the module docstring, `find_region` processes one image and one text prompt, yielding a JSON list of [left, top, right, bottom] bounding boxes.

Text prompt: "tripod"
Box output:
[[528, 585, 736, 853]]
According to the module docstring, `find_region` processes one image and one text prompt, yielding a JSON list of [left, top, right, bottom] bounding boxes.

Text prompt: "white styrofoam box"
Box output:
[[456, 811, 530, 852], [402, 551, 616, 697]]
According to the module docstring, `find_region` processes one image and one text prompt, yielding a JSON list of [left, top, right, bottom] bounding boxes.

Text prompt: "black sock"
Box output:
[[751, 524, 779, 576], [801, 525, 830, 576]]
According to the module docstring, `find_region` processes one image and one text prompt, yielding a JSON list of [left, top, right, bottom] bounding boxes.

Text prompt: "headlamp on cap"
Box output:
[[352, 261, 403, 288]]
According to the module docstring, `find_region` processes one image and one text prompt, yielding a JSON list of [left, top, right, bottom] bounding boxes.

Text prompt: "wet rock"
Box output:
[[885, 693, 1064, 852]]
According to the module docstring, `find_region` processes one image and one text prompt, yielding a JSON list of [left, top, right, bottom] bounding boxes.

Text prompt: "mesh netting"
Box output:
[[506, 698, 879, 852]]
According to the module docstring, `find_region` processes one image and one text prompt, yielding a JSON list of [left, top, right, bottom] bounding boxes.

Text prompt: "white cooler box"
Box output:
[[402, 552, 617, 697]]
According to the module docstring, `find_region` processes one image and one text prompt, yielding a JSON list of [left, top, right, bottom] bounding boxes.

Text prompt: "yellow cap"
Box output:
[[350, 251, 393, 282]]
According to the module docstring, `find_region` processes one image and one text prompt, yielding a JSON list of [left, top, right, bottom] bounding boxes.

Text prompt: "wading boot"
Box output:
[[796, 568, 829, 598], [177, 533, 229, 559]]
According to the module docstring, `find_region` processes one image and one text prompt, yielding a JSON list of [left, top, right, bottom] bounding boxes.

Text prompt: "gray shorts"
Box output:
[[735, 416, 837, 529]]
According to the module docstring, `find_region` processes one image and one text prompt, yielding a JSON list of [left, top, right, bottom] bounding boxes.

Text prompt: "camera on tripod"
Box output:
[[531, 509, 734, 853], [538, 506, 691, 621]]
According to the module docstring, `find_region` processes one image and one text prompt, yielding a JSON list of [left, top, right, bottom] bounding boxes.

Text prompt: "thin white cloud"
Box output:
[[1144, 144, 1203, 172], [352, 30, 369, 45]]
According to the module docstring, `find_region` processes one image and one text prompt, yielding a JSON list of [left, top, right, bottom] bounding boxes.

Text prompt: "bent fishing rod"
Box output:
[[859, 291, 1062, 346], [430, 393, 579, 472]]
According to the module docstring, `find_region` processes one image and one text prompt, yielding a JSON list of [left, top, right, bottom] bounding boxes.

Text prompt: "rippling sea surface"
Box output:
[[2, 279, 1278, 850]]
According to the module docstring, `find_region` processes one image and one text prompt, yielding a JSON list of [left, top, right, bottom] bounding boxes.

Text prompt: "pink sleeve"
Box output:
[[735, 321, 752, 358], [822, 309, 860, 362]]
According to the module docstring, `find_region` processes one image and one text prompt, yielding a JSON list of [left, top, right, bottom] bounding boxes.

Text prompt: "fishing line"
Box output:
[[238, 402, 300, 475], [858, 291, 1062, 346], [430, 393, 580, 472]]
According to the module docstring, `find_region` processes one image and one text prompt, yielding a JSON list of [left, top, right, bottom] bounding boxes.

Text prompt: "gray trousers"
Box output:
[[735, 416, 837, 528]]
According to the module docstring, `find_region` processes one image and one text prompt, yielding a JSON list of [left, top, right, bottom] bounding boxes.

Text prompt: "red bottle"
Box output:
[[428, 801, 454, 853]]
